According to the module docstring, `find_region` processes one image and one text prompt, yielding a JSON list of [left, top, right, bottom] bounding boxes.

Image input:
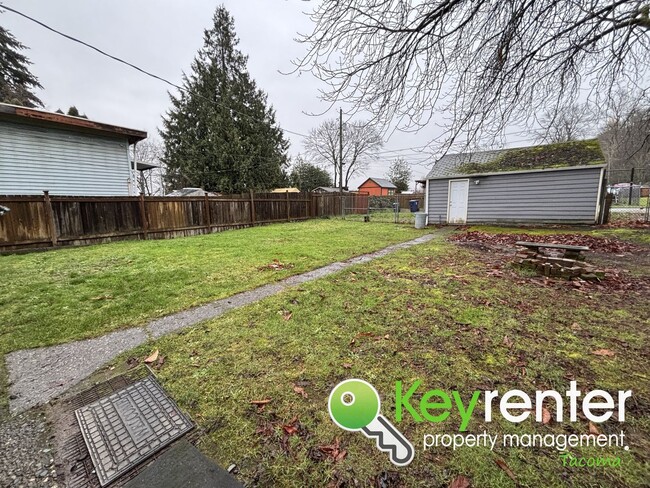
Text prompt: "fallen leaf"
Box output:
[[503, 335, 513, 348], [281, 310, 293, 321], [592, 349, 615, 357], [494, 458, 517, 482], [449, 475, 471, 488], [541, 407, 551, 425], [144, 349, 159, 364], [126, 356, 139, 369], [293, 385, 308, 399], [589, 422, 602, 436], [283, 424, 298, 435], [250, 398, 272, 406], [318, 437, 347, 462], [342, 363, 352, 369]]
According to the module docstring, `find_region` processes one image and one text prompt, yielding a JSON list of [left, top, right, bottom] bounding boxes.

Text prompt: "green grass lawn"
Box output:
[[0, 219, 427, 355], [109, 233, 649, 487], [611, 196, 648, 208]]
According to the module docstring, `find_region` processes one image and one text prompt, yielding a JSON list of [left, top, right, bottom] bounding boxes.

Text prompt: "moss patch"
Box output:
[[457, 139, 605, 175]]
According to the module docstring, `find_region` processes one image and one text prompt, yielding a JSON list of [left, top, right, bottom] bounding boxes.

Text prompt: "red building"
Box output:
[[357, 177, 398, 196]]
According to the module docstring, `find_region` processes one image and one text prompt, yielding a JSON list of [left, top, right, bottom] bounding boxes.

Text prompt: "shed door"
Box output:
[[447, 180, 469, 223]]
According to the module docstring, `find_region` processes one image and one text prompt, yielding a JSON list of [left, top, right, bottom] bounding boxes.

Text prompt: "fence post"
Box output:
[[286, 190, 291, 222], [43, 190, 58, 247], [600, 193, 613, 224], [628, 167, 635, 206], [139, 193, 148, 239], [249, 189, 256, 224], [204, 194, 211, 231]]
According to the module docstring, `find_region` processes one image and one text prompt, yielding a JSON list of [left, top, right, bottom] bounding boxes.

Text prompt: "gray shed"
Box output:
[[422, 140, 606, 225], [0, 103, 147, 196]]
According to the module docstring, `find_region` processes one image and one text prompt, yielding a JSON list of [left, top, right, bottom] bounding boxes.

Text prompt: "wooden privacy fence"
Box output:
[[0, 191, 356, 252]]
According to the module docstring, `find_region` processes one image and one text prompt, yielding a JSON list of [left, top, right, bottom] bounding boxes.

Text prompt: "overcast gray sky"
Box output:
[[1, 0, 534, 188]]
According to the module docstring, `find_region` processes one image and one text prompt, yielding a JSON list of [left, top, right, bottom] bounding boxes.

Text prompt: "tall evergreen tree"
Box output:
[[290, 155, 332, 191], [385, 158, 412, 193], [160, 6, 288, 192], [0, 25, 43, 107]]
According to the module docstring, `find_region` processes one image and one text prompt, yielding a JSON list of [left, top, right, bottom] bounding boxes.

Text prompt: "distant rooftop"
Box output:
[[360, 177, 398, 189], [0, 102, 147, 144], [166, 188, 217, 197], [312, 186, 340, 193], [426, 139, 605, 179]]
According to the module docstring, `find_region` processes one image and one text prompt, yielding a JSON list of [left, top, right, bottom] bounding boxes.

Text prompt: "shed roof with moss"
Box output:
[[425, 139, 605, 180]]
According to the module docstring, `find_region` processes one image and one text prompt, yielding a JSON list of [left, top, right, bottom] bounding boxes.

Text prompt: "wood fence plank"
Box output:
[[0, 191, 363, 251], [42, 191, 58, 247]]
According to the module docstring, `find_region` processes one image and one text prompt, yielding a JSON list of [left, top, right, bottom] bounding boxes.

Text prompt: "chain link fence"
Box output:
[[606, 168, 650, 223], [343, 194, 425, 224]]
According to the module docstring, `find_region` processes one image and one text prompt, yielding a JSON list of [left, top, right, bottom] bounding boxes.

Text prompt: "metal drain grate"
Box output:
[[75, 376, 193, 486]]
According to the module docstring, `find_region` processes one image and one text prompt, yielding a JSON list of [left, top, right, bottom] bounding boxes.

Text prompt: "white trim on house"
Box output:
[[426, 163, 607, 182], [446, 178, 470, 224], [595, 166, 606, 222]]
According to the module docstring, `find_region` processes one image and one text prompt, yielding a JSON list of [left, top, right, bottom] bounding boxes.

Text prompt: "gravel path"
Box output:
[[0, 410, 57, 487], [5, 233, 437, 413]]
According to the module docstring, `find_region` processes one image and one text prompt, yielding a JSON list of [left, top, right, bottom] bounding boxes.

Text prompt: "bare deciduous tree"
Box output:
[[537, 103, 595, 143], [134, 137, 165, 195], [295, 1, 650, 150], [304, 119, 383, 188], [598, 90, 650, 183]]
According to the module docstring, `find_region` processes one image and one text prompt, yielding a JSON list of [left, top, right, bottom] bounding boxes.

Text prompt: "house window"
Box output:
[[388, 189, 395, 196]]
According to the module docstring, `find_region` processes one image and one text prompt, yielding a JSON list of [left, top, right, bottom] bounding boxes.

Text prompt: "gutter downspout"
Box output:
[[133, 141, 139, 195]]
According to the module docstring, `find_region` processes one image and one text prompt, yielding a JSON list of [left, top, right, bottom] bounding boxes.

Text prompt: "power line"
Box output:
[[3, 3, 568, 164], [0, 3, 309, 139]]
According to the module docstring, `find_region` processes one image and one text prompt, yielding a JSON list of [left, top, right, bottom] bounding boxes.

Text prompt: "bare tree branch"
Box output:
[[295, 1, 650, 151], [304, 119, 383, 188]]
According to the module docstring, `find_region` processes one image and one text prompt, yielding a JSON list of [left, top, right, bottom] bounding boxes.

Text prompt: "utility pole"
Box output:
[[339, 108, 344, 216]]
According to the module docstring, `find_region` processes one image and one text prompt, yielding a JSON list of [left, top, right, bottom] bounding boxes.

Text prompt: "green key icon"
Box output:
[[328, 379, 414, 466]]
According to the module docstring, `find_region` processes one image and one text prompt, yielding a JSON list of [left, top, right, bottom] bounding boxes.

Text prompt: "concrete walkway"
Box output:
[[6, 233, 437, 413]]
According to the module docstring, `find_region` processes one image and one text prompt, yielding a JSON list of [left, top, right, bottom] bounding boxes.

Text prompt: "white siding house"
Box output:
[[0, 104, 147, 196]]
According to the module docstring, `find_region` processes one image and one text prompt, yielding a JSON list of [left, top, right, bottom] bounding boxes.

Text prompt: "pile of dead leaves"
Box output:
[[258, 259, 295, 271], [601, 220, 650, 229], [449, 230, 644, 254]]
